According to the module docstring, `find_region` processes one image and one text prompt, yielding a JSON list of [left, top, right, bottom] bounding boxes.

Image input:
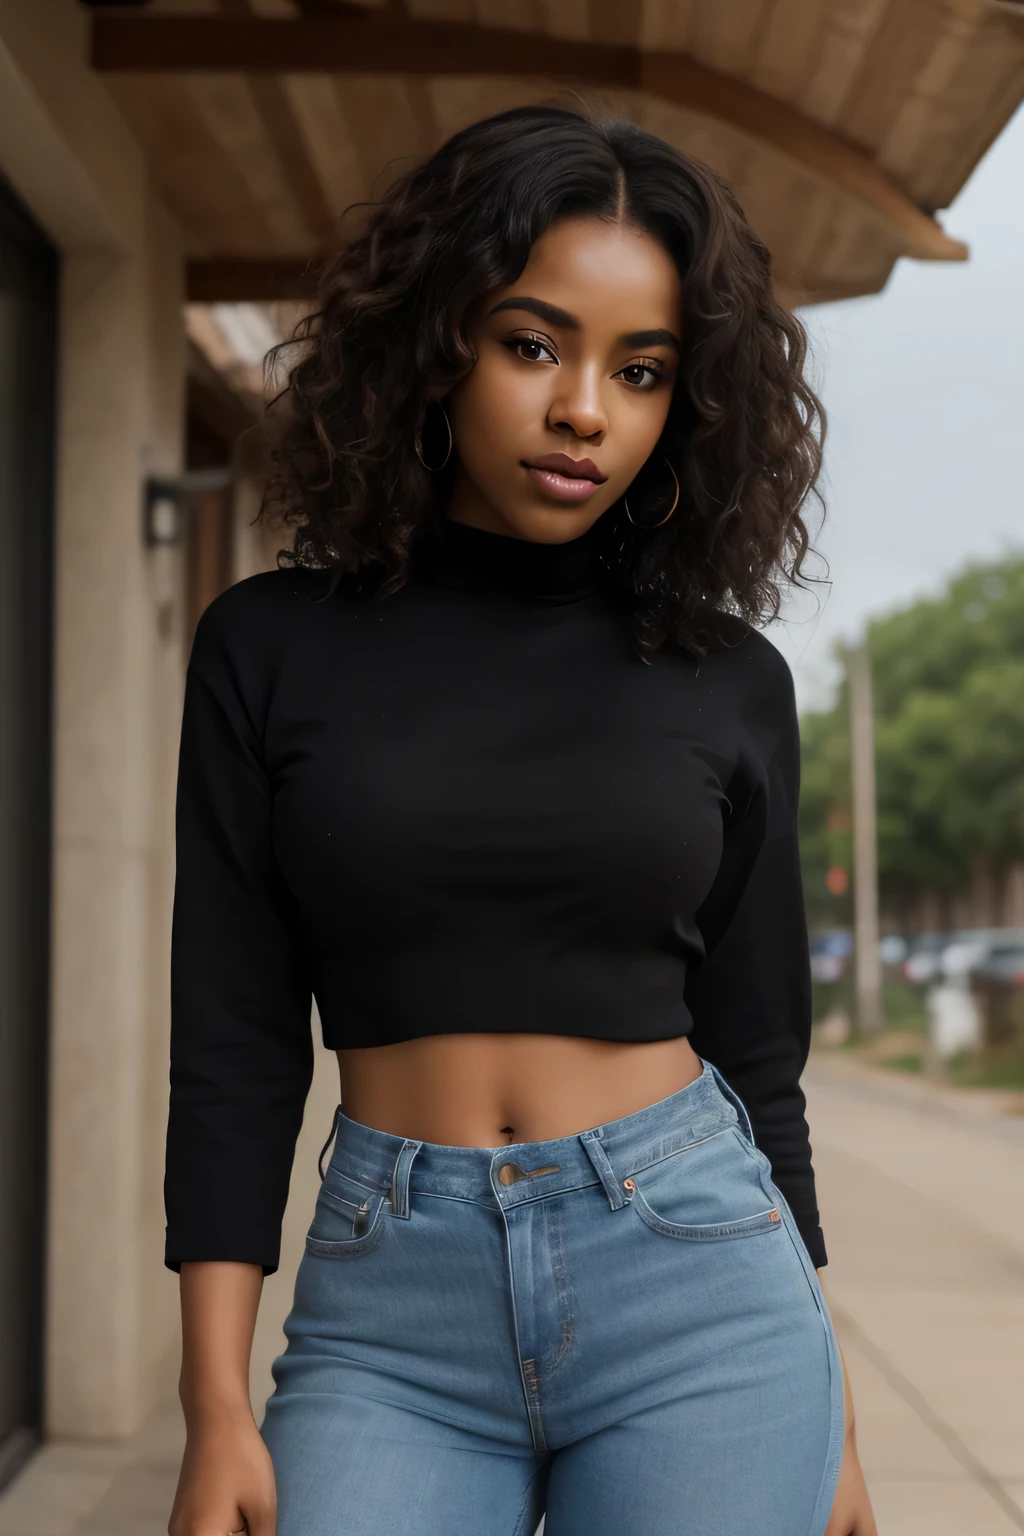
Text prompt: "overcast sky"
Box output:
[[769, 107, 1024, 714]]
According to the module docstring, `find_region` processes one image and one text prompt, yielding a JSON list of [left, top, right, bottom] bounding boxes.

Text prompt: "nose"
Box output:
[[547, 363, 607, 443]]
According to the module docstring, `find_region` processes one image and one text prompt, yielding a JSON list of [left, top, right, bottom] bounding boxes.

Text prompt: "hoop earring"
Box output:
[[414, 401, 453, 473], [624, 456, 679, 529]]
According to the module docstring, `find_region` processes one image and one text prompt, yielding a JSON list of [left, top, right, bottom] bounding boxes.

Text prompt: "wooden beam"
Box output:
[[781, 274, 889, 310], [91, 13, 627, 75], [640, 54, 966, 265], [189, 255, 893, 305], [187, 257, 323, 302], [215, 0, 339, 248], [96, 14, 968, 264]]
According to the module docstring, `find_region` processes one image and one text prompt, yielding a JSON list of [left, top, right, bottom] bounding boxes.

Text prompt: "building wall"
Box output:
[[0, 0, 187, 1440]]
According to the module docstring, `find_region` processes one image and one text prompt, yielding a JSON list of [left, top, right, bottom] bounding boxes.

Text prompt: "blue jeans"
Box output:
[[262, 1058, 845, 1535]]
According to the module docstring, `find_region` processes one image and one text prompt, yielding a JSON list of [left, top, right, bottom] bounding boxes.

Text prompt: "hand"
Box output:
[[825, 1435, 878, 1536], [822, 1317, 878, 1536], [169, 1404, 276, 1536]]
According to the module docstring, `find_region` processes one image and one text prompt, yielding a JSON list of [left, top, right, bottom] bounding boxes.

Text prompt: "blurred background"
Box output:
[[1, 4, 1023, 1535]]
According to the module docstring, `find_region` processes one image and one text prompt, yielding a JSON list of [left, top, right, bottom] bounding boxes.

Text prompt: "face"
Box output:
[[444, 216, 682, 544]]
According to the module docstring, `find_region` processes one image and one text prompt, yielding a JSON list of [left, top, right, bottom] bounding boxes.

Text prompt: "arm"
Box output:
[[165, 592, 313, 1275], [170, 1264, 271, 1536], [684, 648, 875, 1531], [817, 1291, 877, 1535], [165, 590, 313, 1535], [684, 657, 825, 1266]]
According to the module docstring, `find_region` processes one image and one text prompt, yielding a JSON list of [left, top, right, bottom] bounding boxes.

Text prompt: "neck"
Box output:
[[412, 513, 609, 603]]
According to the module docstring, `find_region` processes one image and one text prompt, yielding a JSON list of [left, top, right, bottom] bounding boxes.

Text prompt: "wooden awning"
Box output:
[[88, 1, 1024, 306]]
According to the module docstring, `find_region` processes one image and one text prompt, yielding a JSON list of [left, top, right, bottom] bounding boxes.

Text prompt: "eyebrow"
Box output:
[[488, 296, 680, 353], [489, 295, 577, 328], [622, 327, 681, 354]]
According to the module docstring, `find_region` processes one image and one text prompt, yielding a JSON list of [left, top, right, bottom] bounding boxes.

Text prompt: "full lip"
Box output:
[[521, 453, 608, 484]]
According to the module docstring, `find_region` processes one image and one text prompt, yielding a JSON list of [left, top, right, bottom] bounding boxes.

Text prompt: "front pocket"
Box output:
[[304, 1181, 390, 1259], [629, 1184, 783, 1242], [624, 1123, 784, 1243]]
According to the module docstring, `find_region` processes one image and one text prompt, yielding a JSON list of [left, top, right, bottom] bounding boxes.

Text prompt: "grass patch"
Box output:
[[885, 1053, 925, 1074], [880, 982, 928, 1036], [945, 1048, 1024, 1089], [811, 969, 1024, 1092], [811, 978, 929, 1050]]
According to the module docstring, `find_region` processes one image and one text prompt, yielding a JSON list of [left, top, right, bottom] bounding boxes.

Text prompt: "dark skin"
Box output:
[[170, 216, 876, 1536]]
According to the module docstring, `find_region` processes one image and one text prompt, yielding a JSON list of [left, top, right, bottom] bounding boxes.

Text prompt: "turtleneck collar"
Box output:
[[411, 515, 607, 603]]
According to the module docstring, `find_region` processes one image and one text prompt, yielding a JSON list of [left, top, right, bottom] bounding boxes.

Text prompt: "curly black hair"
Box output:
[[263, 103, 824, 656]]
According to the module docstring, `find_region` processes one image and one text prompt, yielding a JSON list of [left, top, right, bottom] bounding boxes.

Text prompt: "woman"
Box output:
[[166, 106, 876, 1536]]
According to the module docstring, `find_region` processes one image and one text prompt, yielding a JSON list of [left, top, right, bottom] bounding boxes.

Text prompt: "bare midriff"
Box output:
[[335, 1033, 704, 1147]]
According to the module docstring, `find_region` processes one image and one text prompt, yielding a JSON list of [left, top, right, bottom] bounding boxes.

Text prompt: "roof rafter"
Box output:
[[213, 0, 339, 249], [187, 257, 320, 303], [185, 258, 889, 306], [93, 12, 967, 269]]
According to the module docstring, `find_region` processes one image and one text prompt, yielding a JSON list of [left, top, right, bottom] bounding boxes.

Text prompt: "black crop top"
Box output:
[[164, 516, 825, 1273]]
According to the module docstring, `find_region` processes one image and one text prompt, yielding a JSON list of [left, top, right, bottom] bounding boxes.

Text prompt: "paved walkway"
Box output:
[[802, 1053, 1024, 1535], [2, 1051, 1023, 1536]]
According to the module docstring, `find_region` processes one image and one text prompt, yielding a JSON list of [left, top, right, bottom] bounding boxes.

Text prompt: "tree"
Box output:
[[799, 556, 1024, 921]]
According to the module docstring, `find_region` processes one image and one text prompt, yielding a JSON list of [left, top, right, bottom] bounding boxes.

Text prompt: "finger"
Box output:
[[240, 1500, 275, 1536]]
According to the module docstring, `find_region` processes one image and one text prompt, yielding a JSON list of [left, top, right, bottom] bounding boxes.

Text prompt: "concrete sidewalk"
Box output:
[[803, 1052, 1024, 1535], [2, 1049, 1022, 1536], [0, 1050, 342, 1536]]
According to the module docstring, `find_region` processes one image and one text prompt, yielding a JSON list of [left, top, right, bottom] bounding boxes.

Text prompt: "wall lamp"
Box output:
[[142, 468, 234, 549]]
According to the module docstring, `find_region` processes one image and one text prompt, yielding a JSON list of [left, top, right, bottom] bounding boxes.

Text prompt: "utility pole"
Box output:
[[849, 641, 884, 1034]]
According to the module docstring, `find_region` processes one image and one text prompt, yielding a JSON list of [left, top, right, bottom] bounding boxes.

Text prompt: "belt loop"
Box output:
[[317, 1108, 341, 1182], [706, 1061, 756, 1146], [389, 1139, 422, 1220], [580, 1128, 629, 1211]]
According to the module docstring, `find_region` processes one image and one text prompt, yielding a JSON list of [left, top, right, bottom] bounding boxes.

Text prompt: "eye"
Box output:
[[505, 333, 558, 365], [617, 361, 665, 391]]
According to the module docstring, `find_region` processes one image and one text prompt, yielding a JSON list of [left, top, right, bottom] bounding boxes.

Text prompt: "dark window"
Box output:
[[0, 173, 58, 1490]]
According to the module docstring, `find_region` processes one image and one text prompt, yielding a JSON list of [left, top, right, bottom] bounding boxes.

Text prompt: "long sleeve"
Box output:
[[164, 595, 313, 1274], [684, 657, 826, 1268]]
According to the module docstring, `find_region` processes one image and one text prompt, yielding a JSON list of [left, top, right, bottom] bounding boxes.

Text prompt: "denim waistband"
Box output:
[[320, 1057, 753, 1216]]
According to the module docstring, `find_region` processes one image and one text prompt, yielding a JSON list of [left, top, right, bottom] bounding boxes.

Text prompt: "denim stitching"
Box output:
[[630, 1185, 784, 1241], [512, 1460, 548, 1536], [304, 1213, 388, 1259], [539, 1199, 576, 1385], [621, 1124, 736, 1182], [318, 1179, 386, 1216], [750, 1168, 846, 1534]]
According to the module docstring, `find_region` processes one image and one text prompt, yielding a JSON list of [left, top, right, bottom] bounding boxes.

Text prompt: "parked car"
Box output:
[[879, 933, 908, 966], [963, 934, 1024, 1049], [811, 931, 909, 982], [810, 928, 853, 984], [969, 939, 1024, 990], [903, 932, 954, 984], [939, 927, 1024, 982]]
